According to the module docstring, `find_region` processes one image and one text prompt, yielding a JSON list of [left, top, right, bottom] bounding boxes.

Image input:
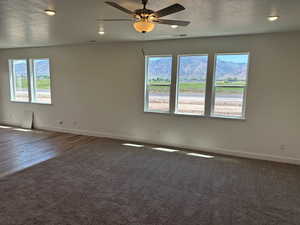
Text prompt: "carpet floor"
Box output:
[[0, 138, 300, 225]]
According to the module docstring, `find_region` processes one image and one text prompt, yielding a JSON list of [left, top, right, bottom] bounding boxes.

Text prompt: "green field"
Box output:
[[16, 77, 50, 90], [16, 77, 244, 94], [149, 80, 246, 94]]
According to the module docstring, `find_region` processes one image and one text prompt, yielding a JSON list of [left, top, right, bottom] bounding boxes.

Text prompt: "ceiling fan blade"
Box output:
[[105, 1, 133, 15], [98, 19, 133, 22], [154, 3, 185, 18], [154, 19, 190, 26]]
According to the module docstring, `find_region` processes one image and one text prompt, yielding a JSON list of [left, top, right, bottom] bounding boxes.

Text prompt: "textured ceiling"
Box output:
[[0, 0, 299, 48]]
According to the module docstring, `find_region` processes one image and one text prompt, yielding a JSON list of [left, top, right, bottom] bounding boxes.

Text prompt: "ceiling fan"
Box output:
[[99, 0, 190, 33]]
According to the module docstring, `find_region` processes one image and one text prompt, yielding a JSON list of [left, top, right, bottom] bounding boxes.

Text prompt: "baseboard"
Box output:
[[2, 121, 300, 166], [32, 124, 300, 166], [1, 120, 21, 127]]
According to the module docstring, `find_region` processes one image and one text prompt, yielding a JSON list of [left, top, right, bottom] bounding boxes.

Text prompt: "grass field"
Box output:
[[16, 77, 50, 90], [149, 80, 246, 94], [148, 80, 245, 117]]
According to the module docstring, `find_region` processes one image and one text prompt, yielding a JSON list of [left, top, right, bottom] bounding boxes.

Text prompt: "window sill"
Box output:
[[10, 100, 52, 105], [174, 112, 206, 118], [144, 110, 246, 120], [209, 115, 246, 121], [10, 100, 30, 104], [144, 110, 170, 115], [31, 102, 52, 105]]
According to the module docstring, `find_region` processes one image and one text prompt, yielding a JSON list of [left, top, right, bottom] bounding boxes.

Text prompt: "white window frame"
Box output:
[[8, 58, 52, 105], [8, 59, 30, 103], [143, 52, 250, 120], [30, 58, 52, 104], [175, 54, 209, 116], [210, 52, 250, 119], [144, 55, 173, 113]]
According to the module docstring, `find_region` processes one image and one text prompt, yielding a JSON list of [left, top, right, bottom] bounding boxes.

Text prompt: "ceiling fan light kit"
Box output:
[[134, 19, 155, 33], [102, 0, 190, 34]]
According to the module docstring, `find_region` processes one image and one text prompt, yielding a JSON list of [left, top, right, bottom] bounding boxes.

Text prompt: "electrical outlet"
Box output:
[[58, 120, 63, 125]]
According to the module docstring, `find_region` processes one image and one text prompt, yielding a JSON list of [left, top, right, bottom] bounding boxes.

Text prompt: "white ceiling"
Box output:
[[0, 0, 299, 48]]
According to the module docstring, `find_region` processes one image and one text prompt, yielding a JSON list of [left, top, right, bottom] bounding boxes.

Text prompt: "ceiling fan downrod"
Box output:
[[142, 0, 148, 9]]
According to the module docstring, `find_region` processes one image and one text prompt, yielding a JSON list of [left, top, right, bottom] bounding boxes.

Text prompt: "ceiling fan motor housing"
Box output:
[[134, 9, 155, 19]]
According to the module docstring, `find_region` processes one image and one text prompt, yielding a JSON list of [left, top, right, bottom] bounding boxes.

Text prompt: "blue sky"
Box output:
[[217, 54, 249, 63], [149, 57, 171, 62]]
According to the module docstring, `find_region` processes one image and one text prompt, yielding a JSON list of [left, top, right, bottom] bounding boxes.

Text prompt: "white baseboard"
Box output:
[[35, 124, 300, 166], [2, 121, 300, 166]]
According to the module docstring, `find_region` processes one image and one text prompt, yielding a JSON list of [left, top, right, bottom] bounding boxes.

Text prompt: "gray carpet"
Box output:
[[0, 138, 300, 225]]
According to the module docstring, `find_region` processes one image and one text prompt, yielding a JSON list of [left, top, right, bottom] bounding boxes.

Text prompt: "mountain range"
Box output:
[[148, 57, 247, 81], [14, 57, 248, 81]]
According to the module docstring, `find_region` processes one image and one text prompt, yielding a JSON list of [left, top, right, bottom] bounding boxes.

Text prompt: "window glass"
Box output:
[[143, 53, 250, 120], [145, 56, 172, 112], [31, 59, 52, 104], [212, 53, 249, 118], [176, 55, 208, 115], [10, 59, 29, 102]]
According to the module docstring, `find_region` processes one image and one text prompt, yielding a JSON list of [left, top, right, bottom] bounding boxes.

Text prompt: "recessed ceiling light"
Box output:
[[44, 9, 56, 16], [268, 16, 279, 21], [170, 25, 179, 29], [98, 31, 105, 35]]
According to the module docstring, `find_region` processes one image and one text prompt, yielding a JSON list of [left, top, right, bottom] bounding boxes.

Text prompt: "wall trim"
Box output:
[[35, 124, 300, 166], [1, 121, 300, 166]]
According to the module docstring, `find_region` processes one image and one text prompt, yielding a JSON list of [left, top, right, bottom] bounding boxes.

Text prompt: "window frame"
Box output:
[[144, 52, 251, 120], [210, 52, 250, 120], [175, 54, 209, 116], [144, 55, 173, 113], [30, 58, 52, 104], [8, 59, 31, 103], [8, 58, 53, 105]]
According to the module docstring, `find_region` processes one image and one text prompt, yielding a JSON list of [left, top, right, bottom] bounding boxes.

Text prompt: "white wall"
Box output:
[[0, 32, 299, 164]]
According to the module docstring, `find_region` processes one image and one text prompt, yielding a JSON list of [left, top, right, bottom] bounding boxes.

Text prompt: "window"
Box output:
[[211, 53, 249, 118], [144, 53, 250, 120], [9, 58, 52, 104], [144, 56, 172, 112], [9, 59, 29, 102], [176, 55, 208, 115], [31, 59, 52, 104]]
